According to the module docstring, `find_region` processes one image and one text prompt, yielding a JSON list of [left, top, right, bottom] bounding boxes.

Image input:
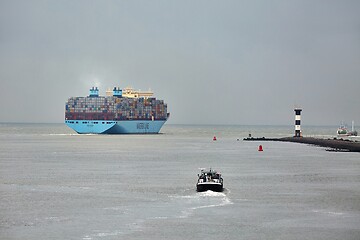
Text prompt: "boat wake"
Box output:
[[170, 189, 233, 219], [81, 189, 233, 239]]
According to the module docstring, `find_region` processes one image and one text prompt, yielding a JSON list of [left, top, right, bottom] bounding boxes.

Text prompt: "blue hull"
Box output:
[[65, 120, 167, 134]]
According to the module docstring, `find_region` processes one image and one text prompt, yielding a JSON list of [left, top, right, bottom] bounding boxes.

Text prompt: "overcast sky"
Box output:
[[0, 0, 359, 125]]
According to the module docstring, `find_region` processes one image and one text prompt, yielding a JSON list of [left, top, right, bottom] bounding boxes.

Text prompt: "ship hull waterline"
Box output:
[[65, 119, 167, 134]]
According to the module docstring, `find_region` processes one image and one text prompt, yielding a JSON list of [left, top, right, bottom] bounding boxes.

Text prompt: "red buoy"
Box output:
[[258, 145, 263, 151], [213, 136, 217, 141]]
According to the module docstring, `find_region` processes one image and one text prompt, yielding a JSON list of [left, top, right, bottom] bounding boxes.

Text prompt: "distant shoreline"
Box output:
[[244, 137, 360, 152]]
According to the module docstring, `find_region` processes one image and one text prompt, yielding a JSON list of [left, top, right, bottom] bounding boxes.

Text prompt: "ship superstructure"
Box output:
[[65, 86, 169, 134]]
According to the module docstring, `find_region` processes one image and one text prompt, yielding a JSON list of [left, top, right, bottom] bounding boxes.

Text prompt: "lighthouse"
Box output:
[[294, 108, 302, 137]]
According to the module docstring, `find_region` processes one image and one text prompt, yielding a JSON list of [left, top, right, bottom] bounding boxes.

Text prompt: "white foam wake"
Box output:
[[171, 189, 233, 219], [197, 190, 227, 197]]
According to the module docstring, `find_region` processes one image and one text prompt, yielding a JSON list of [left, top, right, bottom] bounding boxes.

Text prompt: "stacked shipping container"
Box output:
[[65, 96, 168, 121]]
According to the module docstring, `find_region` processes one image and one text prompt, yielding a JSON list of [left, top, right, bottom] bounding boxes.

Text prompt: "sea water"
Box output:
[[0, 123, 359, 240]]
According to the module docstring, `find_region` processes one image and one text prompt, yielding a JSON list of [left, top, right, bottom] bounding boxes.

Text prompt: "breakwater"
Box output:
[[244, 137, 360, 152]]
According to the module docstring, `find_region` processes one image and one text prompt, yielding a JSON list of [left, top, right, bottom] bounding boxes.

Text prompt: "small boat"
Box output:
[[349, 121, 358, 136], [337, 121, 358, 136], [337, 123, 348, 136], [196, 168, 223, 192]]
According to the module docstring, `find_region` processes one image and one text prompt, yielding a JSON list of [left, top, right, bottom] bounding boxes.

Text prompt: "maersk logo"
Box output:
[[137, 123, 149, 129]]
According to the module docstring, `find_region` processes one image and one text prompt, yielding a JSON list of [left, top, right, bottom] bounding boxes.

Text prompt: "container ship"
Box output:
[[65, 86, 169, 134]]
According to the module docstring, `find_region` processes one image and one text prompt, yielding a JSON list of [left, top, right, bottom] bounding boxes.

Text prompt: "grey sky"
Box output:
[[1, 0, 359, 125]]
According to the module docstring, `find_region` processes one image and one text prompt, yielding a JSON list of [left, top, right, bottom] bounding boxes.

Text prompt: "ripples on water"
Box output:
[[0, 123, 359, 240]]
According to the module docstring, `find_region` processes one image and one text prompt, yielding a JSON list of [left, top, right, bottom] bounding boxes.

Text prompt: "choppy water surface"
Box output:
[[0, 123, 359, 239]]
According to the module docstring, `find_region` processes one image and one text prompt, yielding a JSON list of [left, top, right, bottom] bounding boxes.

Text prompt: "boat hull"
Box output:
[[65, 119, 167, 134], [196, 183, 223, 192]]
